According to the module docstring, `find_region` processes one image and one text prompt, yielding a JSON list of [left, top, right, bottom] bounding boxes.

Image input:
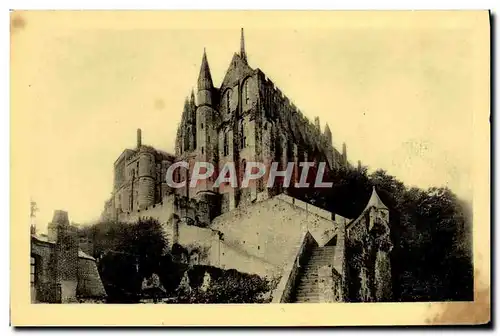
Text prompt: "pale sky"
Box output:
[[12, 11, 484, 232]]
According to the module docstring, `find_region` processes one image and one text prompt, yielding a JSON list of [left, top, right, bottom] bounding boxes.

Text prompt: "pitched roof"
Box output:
[[364, 186, 388, 211], [78, 250, 96, 261]]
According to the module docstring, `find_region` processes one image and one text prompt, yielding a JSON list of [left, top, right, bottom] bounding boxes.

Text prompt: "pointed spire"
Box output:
[[314, 116, 320, 130], [240, 28, 247, 63], [190, 88, 195, 103], [324, 123, 331, 134], [324, 123, 332, 145], [198, 48, 214, 91], [366, 186, 388, 210], [342, 142, 347, 165]]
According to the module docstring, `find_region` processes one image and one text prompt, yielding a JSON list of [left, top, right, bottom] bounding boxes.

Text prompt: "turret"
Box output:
[[193, 49, 220, 221], [48, 210, 78, 302], [190, 89, 197, 120], [240, 28, 247, 63], [342, 142, 347, 166], [197, 49, 214, 107], [314, 116, 320, 131], [324, 123, 332, 145]]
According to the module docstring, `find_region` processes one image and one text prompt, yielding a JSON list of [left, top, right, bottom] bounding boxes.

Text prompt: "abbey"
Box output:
[[101, 30, 393, 303]]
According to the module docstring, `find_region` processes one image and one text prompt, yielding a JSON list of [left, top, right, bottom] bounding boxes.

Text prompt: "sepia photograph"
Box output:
[[10, 10, 490, 326]]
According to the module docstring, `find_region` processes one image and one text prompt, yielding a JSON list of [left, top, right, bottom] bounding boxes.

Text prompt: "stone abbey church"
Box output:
[[101, 29, 393, 303]]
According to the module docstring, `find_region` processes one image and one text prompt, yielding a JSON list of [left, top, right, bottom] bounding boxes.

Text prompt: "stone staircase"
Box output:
[[293, 245, 337, 303]]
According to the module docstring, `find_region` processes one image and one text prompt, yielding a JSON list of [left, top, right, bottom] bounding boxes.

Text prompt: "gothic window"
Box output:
[[241, 123, 247, 149], [243, 79, 250, 104], [223, 132, 229, 156], [226, 90, 232, 114], [201, 147, 204, 155], [201, 123, 204, 130]]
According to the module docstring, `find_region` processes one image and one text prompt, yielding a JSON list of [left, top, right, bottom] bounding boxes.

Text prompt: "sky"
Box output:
[[12, 11, 484, 232]]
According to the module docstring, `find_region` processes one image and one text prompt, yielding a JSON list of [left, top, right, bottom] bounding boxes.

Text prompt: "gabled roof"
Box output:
[[220, 53, 254, 90]]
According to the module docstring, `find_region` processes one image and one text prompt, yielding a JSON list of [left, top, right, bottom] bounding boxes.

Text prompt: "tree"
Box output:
[[79, 217, 168, 302]]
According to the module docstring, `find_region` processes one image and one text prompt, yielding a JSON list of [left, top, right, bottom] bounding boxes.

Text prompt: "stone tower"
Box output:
[[324, 123, 332, 145], [136, 146, 156, 210], [194, 49, 220, 224], [49, 210, 79, 303], [365, 187, 393, 301]]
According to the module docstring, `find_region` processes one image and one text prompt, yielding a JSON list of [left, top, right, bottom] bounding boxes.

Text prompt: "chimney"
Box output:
[[137, 128, 142, 148]]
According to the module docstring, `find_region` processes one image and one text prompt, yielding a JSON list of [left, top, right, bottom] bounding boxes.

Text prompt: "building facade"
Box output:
[[103, 29, 350, 223], [100, 29, 392, 303]]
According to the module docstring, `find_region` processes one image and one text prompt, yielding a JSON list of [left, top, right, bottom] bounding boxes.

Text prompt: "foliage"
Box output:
[[80, 217, 167, 302], [168, 265, 273, 304]]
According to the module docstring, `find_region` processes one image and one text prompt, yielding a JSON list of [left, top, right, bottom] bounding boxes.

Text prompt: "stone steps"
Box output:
[[292, 245, 337, 303]]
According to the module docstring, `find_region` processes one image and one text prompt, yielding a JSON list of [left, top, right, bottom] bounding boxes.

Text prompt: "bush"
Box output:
[[162, 264, 273, 304]]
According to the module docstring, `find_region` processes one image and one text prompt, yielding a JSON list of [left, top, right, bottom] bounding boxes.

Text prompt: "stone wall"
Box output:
[[271, 231, 317, 303], [345, 206, 392, 302], [210, 194, 340, 278], [31, 238, 55, 286], [318, 266, 342, 302], [77, 255, 107, 298], [55, 226, 79, 303]]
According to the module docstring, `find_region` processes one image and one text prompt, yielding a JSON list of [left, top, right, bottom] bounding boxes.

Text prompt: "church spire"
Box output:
[[240, 28, 247, 63], [197, 48, 214, 91]]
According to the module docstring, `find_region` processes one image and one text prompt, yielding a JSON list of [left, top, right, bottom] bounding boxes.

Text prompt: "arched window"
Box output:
[[243, 80, 250, 104], [226, 90, 232, 114], [223, 132, 229, 156], [241, 123, 247, 149]]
